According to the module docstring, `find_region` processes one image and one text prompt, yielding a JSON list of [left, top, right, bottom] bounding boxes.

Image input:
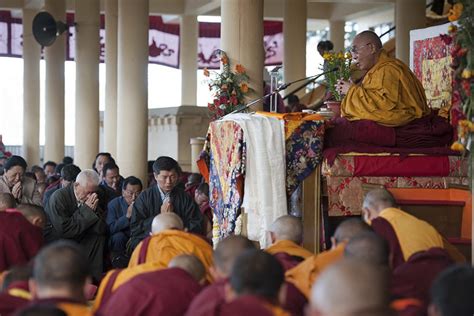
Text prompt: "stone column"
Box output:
[[329, 20, 345, 52], [104, 0, 118, 157], [395, 0, 425, 64], [190, 137, 205, 173], [22, 9, 41, 166], [180, 15, 198, 106], [283, 0, 307, 97], [74, 0, 100, 170], [117, 0, 149, 184], [44, 0, 66, 163], [221, 0, 264, 109]]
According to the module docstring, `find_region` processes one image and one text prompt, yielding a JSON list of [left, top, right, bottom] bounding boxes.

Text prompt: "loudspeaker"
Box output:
[[32, 11, 67, 47]]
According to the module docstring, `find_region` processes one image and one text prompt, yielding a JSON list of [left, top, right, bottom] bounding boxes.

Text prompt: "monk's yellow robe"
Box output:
[[341, 49, 430, 127], [93, 230, 213, 312], [265, 240, 313, 259], [371, 208, 444, 268], [128, 229, 213, 274], [284, 243, 345, 298]]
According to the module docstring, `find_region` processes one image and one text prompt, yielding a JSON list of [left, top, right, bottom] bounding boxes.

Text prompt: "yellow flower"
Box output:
[[345, 52, 352, 60], [447, 24, 457, 33], [240, 83, 249, 93], [203, 68, 210, 77], [323, 52, 332, 60], [450, 141, 465, 152], [337, 52, 344, 59], [461, 69, 471, 79]]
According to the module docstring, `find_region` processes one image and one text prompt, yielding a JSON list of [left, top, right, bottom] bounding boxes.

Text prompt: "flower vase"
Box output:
[[325, 100, 341, 118]]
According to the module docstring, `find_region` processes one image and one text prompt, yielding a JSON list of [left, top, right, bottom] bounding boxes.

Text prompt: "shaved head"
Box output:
[[0, 192, 15, 211], [311, 260, 391, 316], [213, 235, 256, 276], [168, 254, 206, 283], [32, 241, 90, 299], [344, 232, 390, 266], [16, 204, 46, 228], [270, 215, 304, 244], [355, 30, 383, 50], [151, 213, 184, 234], [334, 218, 372, 244], [363, 189, 397, 222]]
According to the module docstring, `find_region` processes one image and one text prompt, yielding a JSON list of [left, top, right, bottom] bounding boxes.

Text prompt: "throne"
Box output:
[[320, 23, 471, 260]]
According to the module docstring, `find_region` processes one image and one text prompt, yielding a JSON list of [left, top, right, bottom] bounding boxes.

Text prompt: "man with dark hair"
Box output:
[[62, 156, 73, 165], [25, 241, 93, 315], [428, 265, 474, 316], [317, 40, 334, 57], [92, 153, 114, 180], [42, 164, 81, 207], [100, 162, 122, 197], [0, 155, 42, 206], [42, 161, 57, 178], [106, 176, 143, 267], [286, 94, 306, 113], [129, 156, 203, 250]]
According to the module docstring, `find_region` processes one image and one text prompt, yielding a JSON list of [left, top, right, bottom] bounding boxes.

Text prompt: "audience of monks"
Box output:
[[0, 29, 473, 316]]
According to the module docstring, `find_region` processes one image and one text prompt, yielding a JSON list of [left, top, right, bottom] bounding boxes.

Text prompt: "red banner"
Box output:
[[0, 11, 283, 69]]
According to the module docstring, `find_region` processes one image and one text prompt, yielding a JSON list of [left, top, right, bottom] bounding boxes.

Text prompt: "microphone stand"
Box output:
[[224, 68, 338, 117]]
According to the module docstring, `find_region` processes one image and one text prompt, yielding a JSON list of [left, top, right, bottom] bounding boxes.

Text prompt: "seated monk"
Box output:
[[337, 30, 430, 127], [18, 241, 93, 316], [93, 213, 213, 312], [0, 192, 16, 211], [189, 249, 290, 316], [0, 265, 32, 316], [362, 189, 445, 269], [345, 231, 455, 316], [285, 218, 371, 298], [428, 265, 474, 316], [308, 259, 395, 316], [265, 215, 312, 271], [187, 235, 256, 316], [100, 255, 206, 316], [0, 203, 45, 273], [188, 236, 306, 316]]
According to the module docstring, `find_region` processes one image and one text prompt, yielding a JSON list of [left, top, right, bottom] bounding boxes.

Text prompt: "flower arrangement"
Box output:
[[322, 51, 353, 101], [204, 50, 252, 120], [441, 0, 474, 152]]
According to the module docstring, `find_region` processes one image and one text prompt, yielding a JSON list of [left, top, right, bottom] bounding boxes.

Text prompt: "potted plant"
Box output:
[[322, 51, 353, 116]]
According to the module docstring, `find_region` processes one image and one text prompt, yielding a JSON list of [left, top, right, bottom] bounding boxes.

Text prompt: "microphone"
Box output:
[[225, 67, 340, 116]]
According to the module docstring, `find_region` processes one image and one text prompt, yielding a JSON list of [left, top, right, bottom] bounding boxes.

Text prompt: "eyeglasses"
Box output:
[[350, 43, 371, 54]]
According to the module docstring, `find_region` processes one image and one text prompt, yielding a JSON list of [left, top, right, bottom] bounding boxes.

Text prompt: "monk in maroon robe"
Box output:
[[188, 249, 290, 316], [0, 204, 45, 272], [100, 255, 205, 316]]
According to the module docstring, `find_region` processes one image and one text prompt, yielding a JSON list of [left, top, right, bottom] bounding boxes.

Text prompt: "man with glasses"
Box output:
[[129, 156, 203, 251], [337, 30, 429, 127], [106, 176, 142, 267]]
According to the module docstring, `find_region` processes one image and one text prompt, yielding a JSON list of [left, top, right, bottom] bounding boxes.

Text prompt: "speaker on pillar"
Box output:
[[32, 11, 67, 47]]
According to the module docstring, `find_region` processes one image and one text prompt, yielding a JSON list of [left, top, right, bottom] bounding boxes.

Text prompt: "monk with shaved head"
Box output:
[[94, 213, 213, 313], [0, 192, 15, 211], [337, 30, 429, 126], [100, 254, 205, 316], [187, 235, 255, 315], [308, 260, 395, 316], [285, 218, 371, 298], [266, 215, 312, 271], [363, 188, 444, 269]]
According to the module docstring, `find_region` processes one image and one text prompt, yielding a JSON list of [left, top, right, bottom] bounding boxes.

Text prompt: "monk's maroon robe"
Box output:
[[100, 267, 202, 316], [0, 211, 43, 272]]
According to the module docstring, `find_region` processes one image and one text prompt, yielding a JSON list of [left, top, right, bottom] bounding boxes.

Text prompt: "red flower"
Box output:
[[230, 95, 238, 105], [440, 34, 453, 45], [220, 96, 228, 105], [462, 80, 471, 96]]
